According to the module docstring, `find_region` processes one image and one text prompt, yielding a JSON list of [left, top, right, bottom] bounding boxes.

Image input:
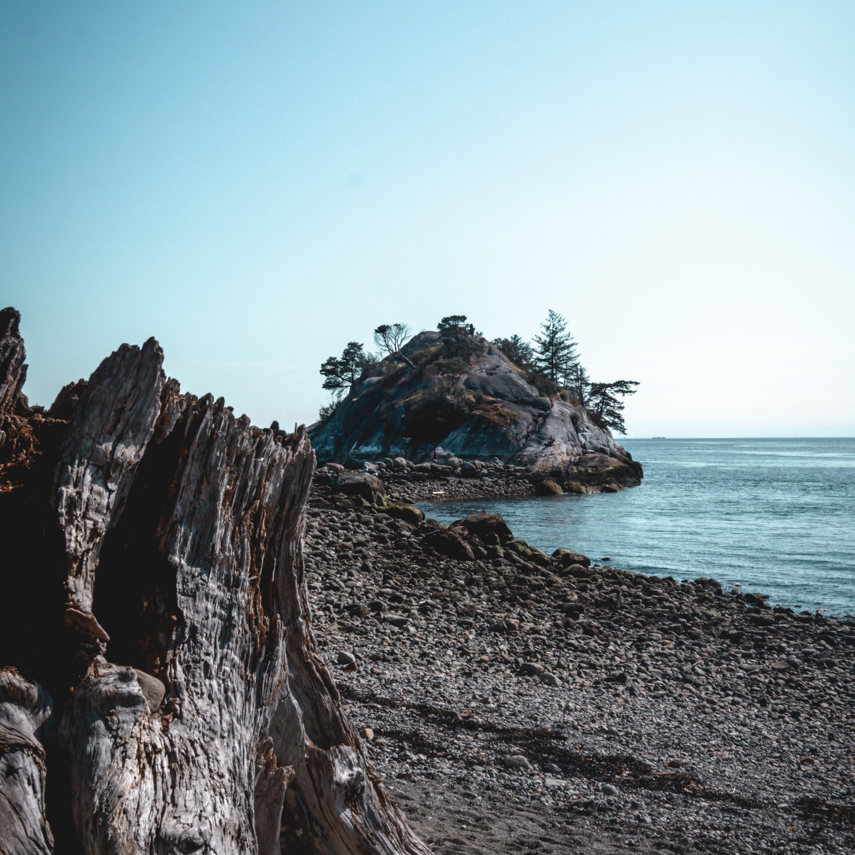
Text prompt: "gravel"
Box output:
[[305, 473, 855, 855]]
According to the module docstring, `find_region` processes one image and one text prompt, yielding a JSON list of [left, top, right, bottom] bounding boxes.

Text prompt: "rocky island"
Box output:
[[309, 321, 643, 497]]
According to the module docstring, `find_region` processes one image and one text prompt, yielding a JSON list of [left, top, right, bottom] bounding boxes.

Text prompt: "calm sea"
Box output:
[[417, 438, 855, 617]]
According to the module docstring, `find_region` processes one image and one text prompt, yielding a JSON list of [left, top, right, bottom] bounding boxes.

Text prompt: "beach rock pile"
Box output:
[[305, 479, 855, 855], [315, 452, 642, 504]]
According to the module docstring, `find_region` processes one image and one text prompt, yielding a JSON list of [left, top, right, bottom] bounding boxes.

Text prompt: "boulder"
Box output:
[[424, 529, 475, 561], [450, 513, 514, 546], [504, 538, 550, 565], [501, 755, 532, 770], [383, 504, 425, 526], [553, 547, 591, 568], [560, 563, 589, 579], [331, 473, 385, 506], [536, 479, 563, 496]]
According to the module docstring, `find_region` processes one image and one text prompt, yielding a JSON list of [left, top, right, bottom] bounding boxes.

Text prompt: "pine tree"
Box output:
[[532, 310, 578, 384], [567, 363, 591, 406], [588, 380, 639, 434], [492, 334, 534, 368], [437, 315, 469, 342], [319, 341, 372, 397]]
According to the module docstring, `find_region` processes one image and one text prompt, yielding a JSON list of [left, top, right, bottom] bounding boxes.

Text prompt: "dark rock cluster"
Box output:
[[315, 452, 643, 506], [306, 475, 855, 855]]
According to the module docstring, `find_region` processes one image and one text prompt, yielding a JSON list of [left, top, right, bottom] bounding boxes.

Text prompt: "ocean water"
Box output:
[[417, 438, 855, 617]]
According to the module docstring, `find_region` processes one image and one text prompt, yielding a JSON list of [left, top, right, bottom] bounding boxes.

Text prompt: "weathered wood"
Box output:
[[0, 316, 430, 855], [0, 669, 54, 855], [49, 337, 165, 619], [0, 308, 27, 418], [0, 307, 35, 488]]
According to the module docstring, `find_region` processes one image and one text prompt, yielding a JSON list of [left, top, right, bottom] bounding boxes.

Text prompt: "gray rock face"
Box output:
[[309, 334, 636, 473]]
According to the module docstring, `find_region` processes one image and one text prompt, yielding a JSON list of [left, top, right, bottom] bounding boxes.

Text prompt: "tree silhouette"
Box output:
[[374, 323, 415, 367], [492, 334, 534, 368], [319, 341, 373, 397], [533, 310, 578, 384], [588, 379, 639, 434]]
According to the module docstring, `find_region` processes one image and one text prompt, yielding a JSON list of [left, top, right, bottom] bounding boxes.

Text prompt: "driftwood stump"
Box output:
[[0, 307, 429, 855]]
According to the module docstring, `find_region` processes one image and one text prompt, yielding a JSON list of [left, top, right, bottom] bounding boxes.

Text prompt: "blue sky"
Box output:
[[2, 1, 853, 436]]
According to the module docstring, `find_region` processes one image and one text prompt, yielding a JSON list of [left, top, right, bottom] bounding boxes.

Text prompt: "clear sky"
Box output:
[[2, 1, 853, 437]]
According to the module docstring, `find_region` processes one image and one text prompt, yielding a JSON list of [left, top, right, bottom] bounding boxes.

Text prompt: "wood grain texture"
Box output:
[[0, 670, 54, 855], [0, 308, 27, 418], [0, 316, 429, 855], [49, 337, 165, 618]]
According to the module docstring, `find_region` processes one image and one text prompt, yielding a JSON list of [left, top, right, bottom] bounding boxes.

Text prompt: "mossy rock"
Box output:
[[536, 479, 563, 496], [552, 547, 591, 569], [383, 504, 425, 525], [559, 563, 590, 578], [505, 539, 549, 562]]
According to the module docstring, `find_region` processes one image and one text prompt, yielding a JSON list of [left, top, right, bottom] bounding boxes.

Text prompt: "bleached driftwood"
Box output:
[[0, 670, 54, 855], [0, 308, 429, 855]]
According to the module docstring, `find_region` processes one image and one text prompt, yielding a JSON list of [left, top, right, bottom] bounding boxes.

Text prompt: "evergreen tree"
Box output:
[[567, 363, 591, 406], [492, 334, 534, 368], [437, 315, 469, 342], [319, 341, 372, 397], [532, 310, 578, 384], [587, 380, 639, 434]]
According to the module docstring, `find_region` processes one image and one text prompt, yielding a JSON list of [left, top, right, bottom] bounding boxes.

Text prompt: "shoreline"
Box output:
[[334, 458, 645, 505], [380, 466, 852, 622], [307, 475, 855, 855]]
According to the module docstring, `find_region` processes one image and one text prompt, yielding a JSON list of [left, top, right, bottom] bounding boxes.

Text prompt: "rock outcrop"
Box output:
[[309, 332, 640, 486], [0, 308, 427, 855]]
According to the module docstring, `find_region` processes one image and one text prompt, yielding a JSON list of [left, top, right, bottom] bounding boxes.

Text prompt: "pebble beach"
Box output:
[[306, 465, 855, 855]]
